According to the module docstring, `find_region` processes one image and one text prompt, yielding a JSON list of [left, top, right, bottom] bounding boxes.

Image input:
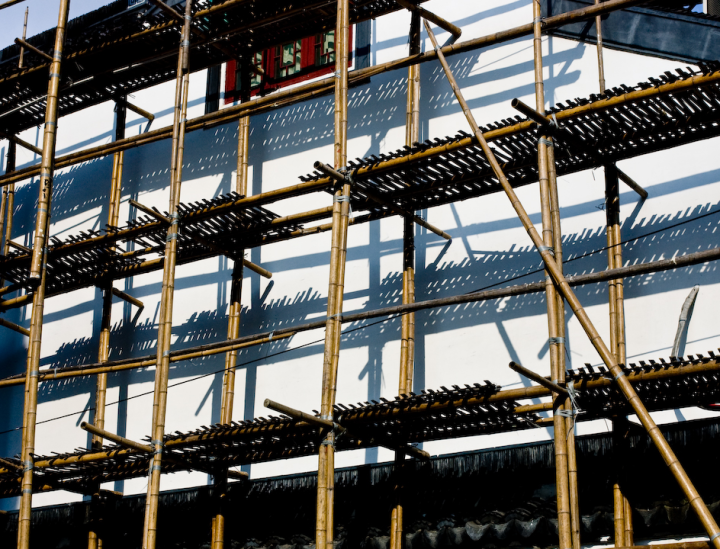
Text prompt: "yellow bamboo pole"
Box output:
[[424, 19, 720, 549], [18, 7, 29, 69], [16, 1, 71, 548], [0, 141, 13, 259], [211, 55, 252, 549], [87, 104, 126, 549], [391, 12, 421, 549], [530, 4, 572, 546], [141, 2, 193, 548], [317, 2, 350, 549]]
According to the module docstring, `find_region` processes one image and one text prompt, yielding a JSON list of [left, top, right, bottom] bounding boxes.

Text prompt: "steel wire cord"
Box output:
[[0, 206, 718, 438]]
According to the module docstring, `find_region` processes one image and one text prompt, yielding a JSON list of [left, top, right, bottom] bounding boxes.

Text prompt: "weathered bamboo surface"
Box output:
[[2, 244, 719, 389], [2, 65, 719, 305], [0, 0, 425, 133], [1, 349, 718, 498]]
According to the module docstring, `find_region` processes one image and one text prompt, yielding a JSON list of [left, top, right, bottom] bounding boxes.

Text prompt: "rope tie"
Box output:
[[334, 194, 352, 215], [538, 137, 553, 146], [548, 336, 565, 346]]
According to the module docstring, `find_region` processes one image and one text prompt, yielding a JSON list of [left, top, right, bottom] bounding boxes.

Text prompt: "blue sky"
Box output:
[[0, 0, 113, 51]]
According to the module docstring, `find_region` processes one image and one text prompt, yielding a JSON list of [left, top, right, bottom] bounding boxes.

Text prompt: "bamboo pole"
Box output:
[[0, 132, 42, 156], [16, 1, 71, 548], [141, 2, 193, 547], [547, 137, 580, 549], [0, 0, 25, 11], [5, 354, 719, 478], [0, 317, 28, 336], [0, 0, 658, 190], [0, 142, 16, 289], [88, 103, 126, 549], [529, 3, 572, 546], [423, 19, 720, 549], [19, 7, 28, 69], [14, 37, 53, 63], [211, 54, 252, 549], [317, 2, 350, 549], [595, 0, 606, 92], [391, 13, 421, 549], [395, 0, 461, 40], [3, 244, 720, 390]]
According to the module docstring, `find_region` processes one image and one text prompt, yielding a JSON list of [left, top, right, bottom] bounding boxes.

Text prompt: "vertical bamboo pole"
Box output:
[[594, 0, 606, 92], [548, 145, 580, 549], [390, 12, 421, 549], [606, 164, 633, 546], [2, 143, 16, 277], [19, 7, 28, 69], [0, 142, 12, 253], [317, 2, 350, 549], [423, 21, 720, 549], [211, 56, 251, 549], [87, 104, 126, 549], [531, 4, 572, 548], [141, 3, 193, 548], [16, 2, 71, 548]]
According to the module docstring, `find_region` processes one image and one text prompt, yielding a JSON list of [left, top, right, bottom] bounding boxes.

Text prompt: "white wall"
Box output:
[[1, 0, 719, 511]]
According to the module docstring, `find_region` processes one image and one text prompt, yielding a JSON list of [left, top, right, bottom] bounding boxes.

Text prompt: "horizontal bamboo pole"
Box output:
[[0, 316, 29, 336], [265, 398, 430, 460], [13, 37, 52, 62], [0, 331, 294, 387], [314, 161, 452, 240], [509, 361, 569, 396], [395, 0, 462, 40], [0, 0, 657, 189], [0, 132, 42, 156], [3, 355, 716, 476], [111, 287, 144, 309], [2, 245, 719, 386], [80, 422, 249, 479], [617, 168, 648, 200], [7, 240, 30, 253]]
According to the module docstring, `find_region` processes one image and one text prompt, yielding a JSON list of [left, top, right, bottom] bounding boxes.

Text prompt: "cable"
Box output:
[[0, 316, 397, 437], [1, 205, 718, 439], [464, 205, 720, 295]]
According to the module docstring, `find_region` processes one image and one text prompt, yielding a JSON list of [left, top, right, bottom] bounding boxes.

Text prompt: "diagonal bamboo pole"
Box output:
[[141, 2, 193, 548], [317, 2, 350, 549], [423, 19, 720, 549], [0, 0, 655, 190], [16, 1, 71, 548], [391, 12, 421, 549]]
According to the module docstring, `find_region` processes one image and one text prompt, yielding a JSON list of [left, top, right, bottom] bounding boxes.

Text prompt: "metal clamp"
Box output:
[[538, 137, 553, 147], [538, 245, 555, 256], [548, 336, 565, 345], [614, 370, 626, 381]]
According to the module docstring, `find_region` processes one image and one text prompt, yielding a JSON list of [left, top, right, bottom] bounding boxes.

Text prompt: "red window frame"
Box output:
[[224, 26, 353, 104]]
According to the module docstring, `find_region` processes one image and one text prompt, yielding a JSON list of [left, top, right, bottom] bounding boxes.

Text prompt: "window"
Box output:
[[224, 26, 355, 104]]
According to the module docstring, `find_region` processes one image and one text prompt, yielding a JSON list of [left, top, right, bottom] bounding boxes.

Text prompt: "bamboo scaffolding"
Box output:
[[211, 55, 252, 549], [0, 142, 16, 290], [4, 353, 719, 478], [395, 0, 461, 40], [129, 198, 272, 279], [264, 399, 429, 460], [0, 0, 656, 189], [3, 245, 720, 390], [314, 162, 451, 240], [0, 316, 28, 336], [0, 131, 42, 156], [391, 12, 421, 549], [617, 169, 648, 200], [88, 103, 126, 549], [14, 37, 53, 63], [605, 164, 635, 546], [317, 2, 350, 549], [528, 3, 573, 545], [16, 1, 70, 548], [424, 18, 720, 549], [18, 7, 28, 69], [142, 3, 194, 547]]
